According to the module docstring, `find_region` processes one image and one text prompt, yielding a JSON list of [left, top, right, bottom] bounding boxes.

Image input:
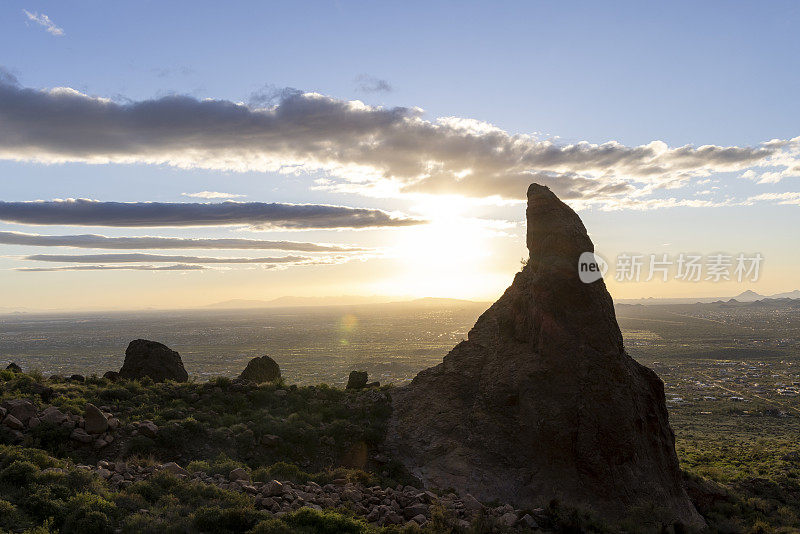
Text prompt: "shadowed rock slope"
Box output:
[[388, 184, 704, 527]]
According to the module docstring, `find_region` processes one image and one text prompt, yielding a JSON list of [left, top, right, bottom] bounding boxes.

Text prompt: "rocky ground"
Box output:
[[1, 393, 547, 531], [71, 459, 542, 530]]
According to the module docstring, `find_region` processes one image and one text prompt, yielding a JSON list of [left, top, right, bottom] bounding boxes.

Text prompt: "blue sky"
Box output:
[[1, 1, 799, 310]]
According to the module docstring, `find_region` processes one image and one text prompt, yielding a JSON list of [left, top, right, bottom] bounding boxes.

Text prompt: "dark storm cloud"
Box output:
[[0, 199, 421, 229], [0, 230, 366, 252]]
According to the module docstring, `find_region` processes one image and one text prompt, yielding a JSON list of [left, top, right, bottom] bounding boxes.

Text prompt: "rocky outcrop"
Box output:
[[238, 355, 281, 383], [388, 184, 704, 527], [346, 370, 368, 389], [0, 398, 119, 449], [119, 339, 188, 383], [346, 370, 380, 389]]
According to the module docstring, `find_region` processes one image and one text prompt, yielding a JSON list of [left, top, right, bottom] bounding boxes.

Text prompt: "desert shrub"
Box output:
[[126, 435, 156, 456], [30, 421, 72, 453], [61, 492, 116, 534], [98, 386, 134, 401], [254, 461, 306, 483], [114, 492, 149, 514], [0, 460, 38, 485], [121, 511, 192, 534], [247, 517, 295, 534], [283, 508, 370, 534], [192, 505, 268, 533], [63, 509, 113, 534], [0, 499, 24, 530], [186, 453, 243, 477], [21, 484, 69, 521]]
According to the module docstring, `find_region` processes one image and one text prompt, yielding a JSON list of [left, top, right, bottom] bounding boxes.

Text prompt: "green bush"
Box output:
[[0, 499, 24, 530], [283, 508, 370, 534], [192, 505, 268, 533], [62, 492, 116, 534], [0, 460, 38, 485], [247, 518, 295, 534]]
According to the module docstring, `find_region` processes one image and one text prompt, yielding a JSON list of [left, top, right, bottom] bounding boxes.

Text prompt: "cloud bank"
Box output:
[[0, 199, 420, 229], [0, 76, 798, 206], [182, 191, 246, 199], [23, 253, 313, 264], [0, 231, 365, 252], [17, 264, 207, 272]]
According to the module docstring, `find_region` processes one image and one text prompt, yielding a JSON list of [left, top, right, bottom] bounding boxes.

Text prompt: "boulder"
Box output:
[[30, 383, 55, 402], [263, 480, 284, 497], [40, 406, 68, 425], [70, 427, 93, 443], [119, 339, 188, 383], [69, 374, 85, 382], [2, 414, 24, 430], [2, 399, 37, 424], [137, 421, 159, 438], [388, 184, 704, 527], [84, 403, 108, 434], [5, 362, 22, 373], [346, 370, 368, 390], [161, 462, 189, 476], [229, 467, 250, 481], [237, 356, 281, 383], [103, 370, 120, 381]]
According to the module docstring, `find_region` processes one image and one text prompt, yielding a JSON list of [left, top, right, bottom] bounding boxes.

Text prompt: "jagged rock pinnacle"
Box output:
[[388, 184, 704, 527]]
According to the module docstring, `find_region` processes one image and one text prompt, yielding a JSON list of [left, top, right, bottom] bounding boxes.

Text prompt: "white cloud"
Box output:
[[747, 192, 800, 206], [22, 10, 64, 36], [182, 191, 246, 199]]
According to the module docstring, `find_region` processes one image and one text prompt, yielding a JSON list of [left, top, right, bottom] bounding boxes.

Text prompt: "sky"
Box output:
[[1, 1, 799, 311]]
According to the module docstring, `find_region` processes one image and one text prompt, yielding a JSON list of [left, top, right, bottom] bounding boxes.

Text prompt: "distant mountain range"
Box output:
[[616, 289, 800, 305], [202, 296, 487, 309]]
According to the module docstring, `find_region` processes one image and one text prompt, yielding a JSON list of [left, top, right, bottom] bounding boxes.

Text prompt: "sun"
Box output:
[[372, 196, 512, 299]]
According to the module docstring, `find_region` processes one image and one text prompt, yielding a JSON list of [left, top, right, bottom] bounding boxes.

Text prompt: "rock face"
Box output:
[[119, 339, 188, 383], [238, 356, 281, 383], [389, 184, 703, 527]]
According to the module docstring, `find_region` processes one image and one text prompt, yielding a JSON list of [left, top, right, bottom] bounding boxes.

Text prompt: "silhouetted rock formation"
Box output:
[[119, 339, 188, 383], [238, 355, 281, 383], [346, 371, 368, 389], [346, 371, 380, 389], [389, 184, 704, 527], [5, 362, 21, 373]]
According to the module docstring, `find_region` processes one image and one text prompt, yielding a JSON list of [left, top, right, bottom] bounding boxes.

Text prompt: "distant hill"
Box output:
[[616, 289, 799, 305], [387, 297, 489, 307], [202, 296, 487, 309]]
